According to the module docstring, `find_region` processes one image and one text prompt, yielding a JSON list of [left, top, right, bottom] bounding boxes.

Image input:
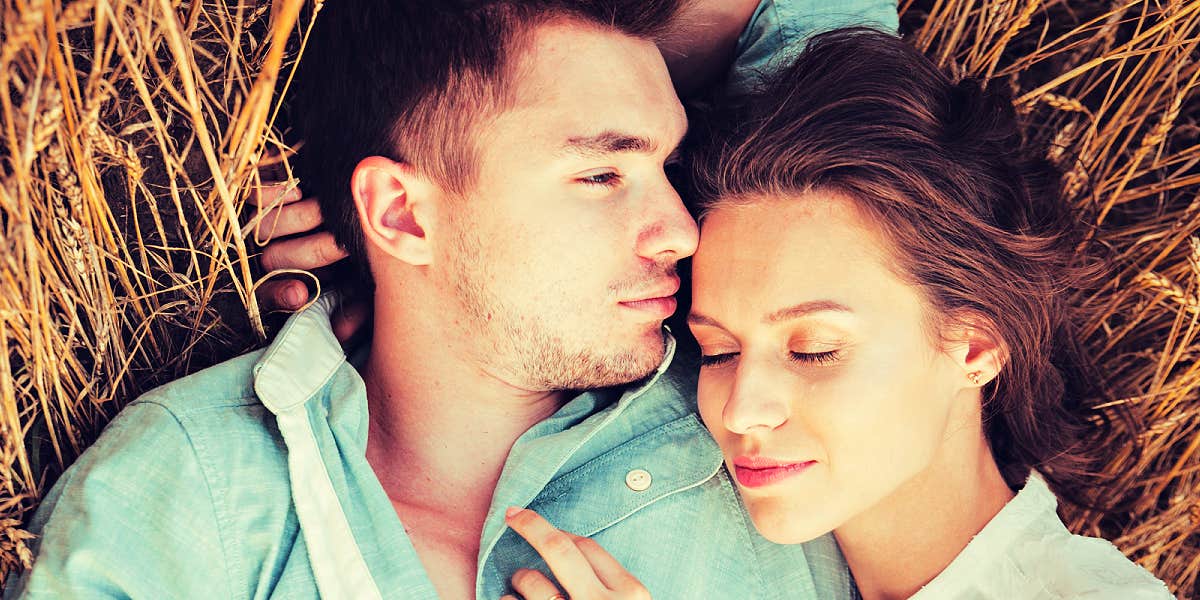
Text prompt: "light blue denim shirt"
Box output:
[[729, 0, 897, 94], [8, 296, 849, 599], [7, 2, 898, 598]]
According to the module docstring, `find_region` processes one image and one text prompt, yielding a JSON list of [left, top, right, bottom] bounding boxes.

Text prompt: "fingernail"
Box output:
[[284, 186, 302, 202], [287, 285, 307, 307], [505, 506, 521, 519]]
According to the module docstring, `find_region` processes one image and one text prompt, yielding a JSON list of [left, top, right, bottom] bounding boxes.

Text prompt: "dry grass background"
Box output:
[[0, 0, 1197, 595]]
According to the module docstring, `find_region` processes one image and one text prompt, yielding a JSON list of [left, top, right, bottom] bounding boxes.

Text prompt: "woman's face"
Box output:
[[688, 191, 970, 544]]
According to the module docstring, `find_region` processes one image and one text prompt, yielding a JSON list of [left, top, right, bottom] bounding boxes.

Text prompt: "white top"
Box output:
[[909, 472, 1174, 599]]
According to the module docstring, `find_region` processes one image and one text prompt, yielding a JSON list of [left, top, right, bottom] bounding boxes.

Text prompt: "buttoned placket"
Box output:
[[473, 335, 680, 597]]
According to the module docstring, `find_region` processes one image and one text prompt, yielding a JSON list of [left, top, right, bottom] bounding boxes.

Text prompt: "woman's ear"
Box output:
[[351, 156, 437, 266], [945, 316, 1006, 388]]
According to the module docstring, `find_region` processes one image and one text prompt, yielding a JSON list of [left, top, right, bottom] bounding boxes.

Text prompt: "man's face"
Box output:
[[435, 20, 697, 391]]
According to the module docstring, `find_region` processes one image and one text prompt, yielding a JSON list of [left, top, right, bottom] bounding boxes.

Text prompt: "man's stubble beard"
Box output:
[[446, 219, 665, 392]]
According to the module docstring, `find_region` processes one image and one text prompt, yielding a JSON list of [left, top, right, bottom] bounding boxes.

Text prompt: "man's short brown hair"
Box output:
[[292, 0, 682, 285]]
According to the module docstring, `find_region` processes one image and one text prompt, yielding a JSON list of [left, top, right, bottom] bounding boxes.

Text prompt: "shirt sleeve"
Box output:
[[4, 401, 230, 599], [727, 0, 900, 94]]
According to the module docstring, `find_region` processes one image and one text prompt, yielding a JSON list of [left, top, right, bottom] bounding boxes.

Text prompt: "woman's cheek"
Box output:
[[696, 372, 732, 439], [798, 361, 900, 475]]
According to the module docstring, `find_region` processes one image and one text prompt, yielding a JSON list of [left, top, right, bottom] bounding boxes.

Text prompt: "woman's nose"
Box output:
[[723, 365, 791, 435]]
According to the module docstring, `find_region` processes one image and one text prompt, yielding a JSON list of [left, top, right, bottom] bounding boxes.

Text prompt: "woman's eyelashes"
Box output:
[[697, 349, 844, 368], [791, 350, 841, 365], [699, 352, 738, 367]]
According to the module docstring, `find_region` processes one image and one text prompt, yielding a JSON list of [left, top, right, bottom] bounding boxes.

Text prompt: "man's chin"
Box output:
[[515, 324, 669, 391], [589, 329, 669, 385]]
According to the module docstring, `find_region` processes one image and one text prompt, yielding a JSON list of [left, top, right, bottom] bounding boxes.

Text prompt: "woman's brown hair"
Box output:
[[685, 28, 1109, 501]]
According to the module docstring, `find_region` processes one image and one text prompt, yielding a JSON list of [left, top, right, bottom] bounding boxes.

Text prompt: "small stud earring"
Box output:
[[967, 371, 983, 385]]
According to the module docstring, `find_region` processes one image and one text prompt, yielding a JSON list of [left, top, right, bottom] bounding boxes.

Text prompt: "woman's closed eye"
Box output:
[[699, 352, 738, 367], [699, 350, 843, 368], [791, 350, 841, 365]]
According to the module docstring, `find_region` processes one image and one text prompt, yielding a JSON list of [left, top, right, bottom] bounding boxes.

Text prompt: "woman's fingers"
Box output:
[[510, 568, 567, 600], [247, 180, 323, 243], [568, 535, 648, 597], [254, 198, 325, 242], [259, 231, 349, 272], [255, 278, 370, 346], [255, 278, 310, 312], [505, 508, 651, 599], [506, 508, 603, 598], [247, 180, 303, 209], [248, 178, 344, 317]]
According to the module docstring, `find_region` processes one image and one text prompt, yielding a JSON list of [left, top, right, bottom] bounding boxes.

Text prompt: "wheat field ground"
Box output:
[[1, 0, 1198, 595]]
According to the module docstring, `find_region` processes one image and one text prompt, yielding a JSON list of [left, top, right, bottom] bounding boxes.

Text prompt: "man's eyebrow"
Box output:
[[687, 301, 853, 328], [558, 130, 658, 158]]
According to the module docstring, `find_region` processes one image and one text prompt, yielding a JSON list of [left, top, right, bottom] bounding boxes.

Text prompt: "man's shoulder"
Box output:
[[27, 346, 294, 534], [59, 347, 284, 488], [41, 347, 289, 509], [11, 349, 302, 600], [135, 347, 267, 415]]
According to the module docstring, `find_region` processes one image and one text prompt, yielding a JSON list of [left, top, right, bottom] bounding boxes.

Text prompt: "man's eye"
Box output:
[[578, 172, 621, 187], [699, 352, 738, 367]]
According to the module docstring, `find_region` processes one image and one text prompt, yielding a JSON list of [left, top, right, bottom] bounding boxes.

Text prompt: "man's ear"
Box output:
[[351, 156, 437, 266], [945, 316, 1006, 389]]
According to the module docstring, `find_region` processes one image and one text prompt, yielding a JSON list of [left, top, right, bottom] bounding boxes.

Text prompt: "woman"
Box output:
[[502, 29, 1173, 599]]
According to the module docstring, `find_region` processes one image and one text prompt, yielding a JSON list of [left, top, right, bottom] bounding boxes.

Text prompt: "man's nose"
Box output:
[[635, 184, 699, 262], [723, 363, 791, 435]]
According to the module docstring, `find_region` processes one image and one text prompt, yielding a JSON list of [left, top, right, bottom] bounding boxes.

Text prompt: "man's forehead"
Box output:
[[507, 19, 677, 105], [485, 105, 687, 159], [480, 18, 685, 155]]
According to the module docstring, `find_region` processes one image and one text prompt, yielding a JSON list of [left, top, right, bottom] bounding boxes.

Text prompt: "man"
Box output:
[[6, 1, 897, 598]]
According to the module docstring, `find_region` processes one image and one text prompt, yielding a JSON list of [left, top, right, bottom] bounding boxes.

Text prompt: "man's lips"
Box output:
[[618, 296, 678, 318], [620, 276, 681, 303], [732, 455, 817, 488], [618, 277, 680, 317]]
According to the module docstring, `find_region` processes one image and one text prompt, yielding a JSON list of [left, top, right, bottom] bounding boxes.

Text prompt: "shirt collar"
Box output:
[[909, 471, 1057, 598], [252, 293, 346, 415]]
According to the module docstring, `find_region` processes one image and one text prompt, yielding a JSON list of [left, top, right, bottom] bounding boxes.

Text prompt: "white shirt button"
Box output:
[[625, 469, 652, 492]]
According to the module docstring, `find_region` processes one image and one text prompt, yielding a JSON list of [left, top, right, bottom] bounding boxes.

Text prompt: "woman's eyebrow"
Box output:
[[689, 301, 853, 329], [763, 300, 853, 324], [686, 311, 722, 328]]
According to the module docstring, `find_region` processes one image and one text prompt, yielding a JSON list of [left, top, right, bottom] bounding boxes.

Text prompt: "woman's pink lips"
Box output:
[[733, 459, 816, 488]]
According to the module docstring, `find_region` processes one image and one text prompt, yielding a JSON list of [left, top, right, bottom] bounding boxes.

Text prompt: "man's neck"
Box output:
[[361, 296, 564, 519], [359, 290, 566, 600], [834, 413, 1015, 600]]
